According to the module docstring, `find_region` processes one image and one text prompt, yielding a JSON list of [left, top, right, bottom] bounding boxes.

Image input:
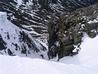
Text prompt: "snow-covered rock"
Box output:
[[0, 12, 47, 58]]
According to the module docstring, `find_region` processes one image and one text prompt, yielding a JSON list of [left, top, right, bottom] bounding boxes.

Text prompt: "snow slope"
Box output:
[[0, 12, 47, 58], [0, 35, 98, 74]]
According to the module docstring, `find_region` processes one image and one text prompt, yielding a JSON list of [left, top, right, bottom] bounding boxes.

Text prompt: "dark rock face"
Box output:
[[60, 0, 98, 10], [48, 13, 83, 59], [47, 11, 98, 60], [7, 49, 13, 56], [0, 35, 6, 50]]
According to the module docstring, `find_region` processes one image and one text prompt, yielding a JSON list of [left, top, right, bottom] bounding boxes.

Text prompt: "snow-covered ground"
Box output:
[[0, 35, 98, 74]]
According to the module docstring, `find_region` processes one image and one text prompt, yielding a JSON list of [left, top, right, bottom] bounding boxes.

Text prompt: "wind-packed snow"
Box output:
[[0, 35, 98, 74]]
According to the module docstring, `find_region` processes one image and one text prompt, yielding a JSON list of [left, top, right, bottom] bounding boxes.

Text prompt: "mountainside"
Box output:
[[0, 12, 47, 58], [0, 0, 98, 60]]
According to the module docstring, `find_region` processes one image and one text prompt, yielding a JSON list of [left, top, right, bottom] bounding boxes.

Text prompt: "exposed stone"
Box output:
[[0, 34, 6, 50]]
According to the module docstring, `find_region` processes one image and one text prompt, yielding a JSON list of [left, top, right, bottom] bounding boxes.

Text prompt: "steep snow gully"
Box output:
[[0, 12, 98, 74]]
